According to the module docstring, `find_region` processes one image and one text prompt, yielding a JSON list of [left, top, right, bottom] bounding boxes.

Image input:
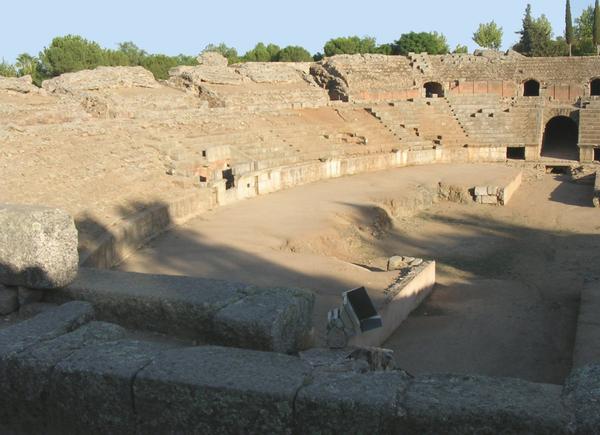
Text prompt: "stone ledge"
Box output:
[[46, 268, 315, 353]]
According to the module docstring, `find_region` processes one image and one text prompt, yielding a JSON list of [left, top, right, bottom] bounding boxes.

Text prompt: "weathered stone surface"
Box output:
[[49, 339, 171, 434], [135, 346, 310, 434], [0, 204, 78, 289], [402, 374, 568, 434], [213, 286, 315, 353], [18, 302, 57, 318], [42, 66, 159, 94], [387, 255, 407, 271], [563, 364, 600, 434], [0, 301, 94, 359], [196, 51, 229, 67], [296, 371, 411, 434], [49, 268, 315, 353], [0, 75, 40, 94], [18, 286, 44, 305], [0, 321, 124, 431], [0, 284, 18, 315], [236, 62, 311, 84]]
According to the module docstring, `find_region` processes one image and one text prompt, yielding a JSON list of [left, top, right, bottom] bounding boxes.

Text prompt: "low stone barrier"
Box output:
[[2, 303, 594, 434], [80, 190, 211, 268], [45, 267, 315, 354], [572, 281, 600, 368], [593, 170, 599, 208], [473, 170, 523, 205], [349, 261, 436, 348]]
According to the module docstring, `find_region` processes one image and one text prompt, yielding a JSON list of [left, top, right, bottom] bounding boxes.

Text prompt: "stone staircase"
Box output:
[[579, 101, 600, 146], [446, 95, 540, 147], [366, 97, 470, 150]]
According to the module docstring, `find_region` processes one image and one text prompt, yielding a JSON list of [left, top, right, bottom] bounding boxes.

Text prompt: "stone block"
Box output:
[[0, 284, 18, 315], [18, 286, 44, 306], [403, 374, 567, 433], [50, 268, 315, 353], [387, 256, 407, 271], [480, 195, 498, 204], [0, 301, 94, 359], [487, 185, 499, 195], [563, 364, 600, 433], [212, 287, 315, 353], [474, 186, 488, 196], [0, 204, 78, 289], [295, 371, 411, 434], [135, 346, 310, 434], [49, 339, 170, 434], [0, 321, 124, 431]]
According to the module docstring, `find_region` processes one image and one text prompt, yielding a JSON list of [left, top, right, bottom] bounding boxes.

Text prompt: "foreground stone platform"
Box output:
[[46, 268, 314, 353], [1, 302, 597, 434]]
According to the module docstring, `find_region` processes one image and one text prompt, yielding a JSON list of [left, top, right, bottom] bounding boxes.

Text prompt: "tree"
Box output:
[[116, 42, 147, 65], [242, 42, 281, 62], [15, 53, 44, 85], [566, 0, 574, 56], [0, 59, 17, 77], [323, 36, 378, 56], [202, 43, 239, 64], [473, 21, 503, 49], [514, 5, 558, 56], [574, 6, 596, 55], [594, 0, 600, 54], [392, 32, 449, 55], [275, 45, 313, 62], [39, 35, 107, 76], [453, 44, 469, 54]]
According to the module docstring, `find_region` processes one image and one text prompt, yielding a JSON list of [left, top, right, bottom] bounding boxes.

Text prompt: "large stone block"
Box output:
[[1, 321, 124, 432], [49, 339, 171, 434], [135, 346, 310, 434], [563, 364, 600, 434], [402, 374, 568, 434], [212, 287, 315, 353], [295, 371, 411, 434], [49, 268, 315, 353], [0, 204, 78, 289]]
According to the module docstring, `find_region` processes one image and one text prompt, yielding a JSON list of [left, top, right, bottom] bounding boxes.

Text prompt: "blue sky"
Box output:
[[0, 0, 594, 62]]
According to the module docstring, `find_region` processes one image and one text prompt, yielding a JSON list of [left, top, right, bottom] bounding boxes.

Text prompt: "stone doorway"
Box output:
[[423, 82, 444, 98], [541, 116, 579, 161], [523, 79, 540, 97], [591, 78, 600, 96]]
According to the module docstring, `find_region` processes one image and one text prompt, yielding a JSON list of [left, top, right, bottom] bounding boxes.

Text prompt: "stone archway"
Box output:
[[541, 116, 579, 160], [523, 79, 540, 97], [591, 78, 600, 96], [423, 82, 444, 98]]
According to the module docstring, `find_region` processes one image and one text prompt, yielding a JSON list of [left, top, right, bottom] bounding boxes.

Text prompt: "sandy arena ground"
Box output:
[[119, 162, 600, 384]]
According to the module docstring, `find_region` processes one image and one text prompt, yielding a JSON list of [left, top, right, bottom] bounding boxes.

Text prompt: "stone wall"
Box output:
[[1, 302, 598, 433], [317, 53, 600, 103], [594, 171, 600, 208]]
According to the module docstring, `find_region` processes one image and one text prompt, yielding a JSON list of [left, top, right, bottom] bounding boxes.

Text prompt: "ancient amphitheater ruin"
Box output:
[[1, 50, 600, 433]]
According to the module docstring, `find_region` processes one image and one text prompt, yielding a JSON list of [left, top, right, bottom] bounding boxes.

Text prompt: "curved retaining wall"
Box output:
[[82, 144, 506, 269]]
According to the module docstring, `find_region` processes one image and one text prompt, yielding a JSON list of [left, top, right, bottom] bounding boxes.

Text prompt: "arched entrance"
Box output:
[[523, 79, 540, 97], [424, 82, 444, 97], [541, 116, 579, 160], [591, 78, 600, 96]]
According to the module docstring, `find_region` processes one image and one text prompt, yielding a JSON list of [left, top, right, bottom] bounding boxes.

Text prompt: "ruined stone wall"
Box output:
[[318, 53, 600, 103]]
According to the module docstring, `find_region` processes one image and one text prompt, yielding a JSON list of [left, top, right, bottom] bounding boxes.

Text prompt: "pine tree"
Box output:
[[594, 0, 600, 55], [566, 0, 574, 56], [515, 4, 534, 55]]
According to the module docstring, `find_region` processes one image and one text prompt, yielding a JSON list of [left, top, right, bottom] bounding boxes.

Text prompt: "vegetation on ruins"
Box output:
[[0, 59, 17, 77], [514, 4, 568, 56], [4, 1, 600, 83], [202, 43, 240, 64], [275, 46, 313, 62], [242, 43, 282, 62], [473, 21, 503, 50], [391, 32, 450, 55], [566, 0, 574, 56], [322, 36, 384, 56], [594, 0, 600, 54]]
